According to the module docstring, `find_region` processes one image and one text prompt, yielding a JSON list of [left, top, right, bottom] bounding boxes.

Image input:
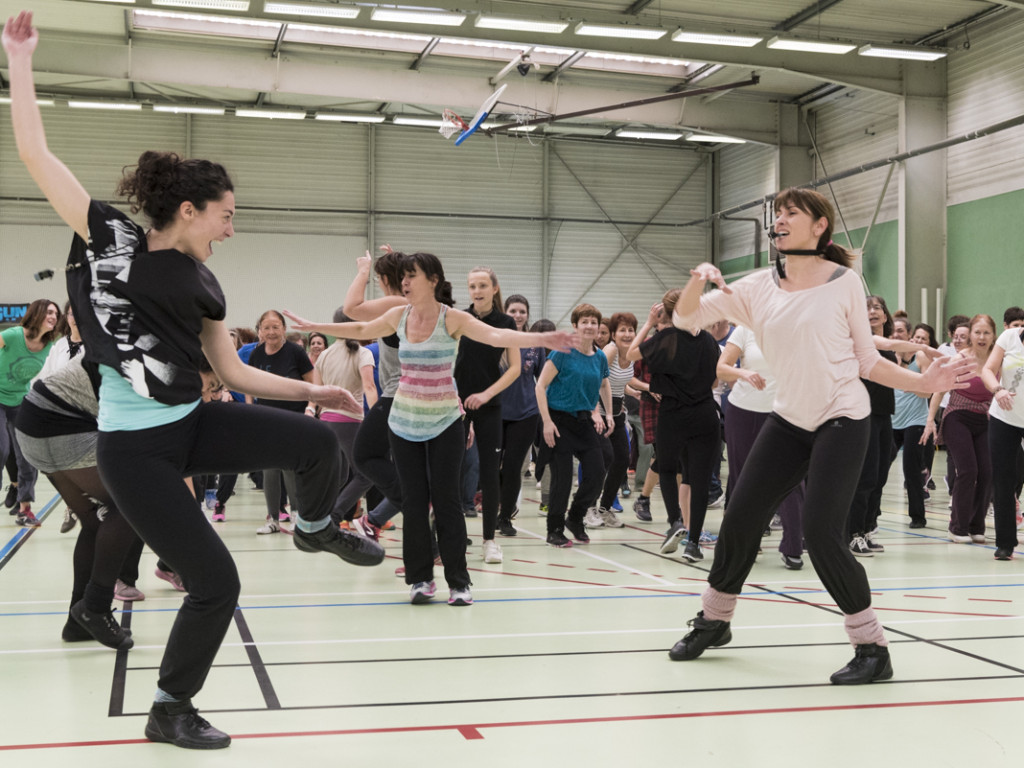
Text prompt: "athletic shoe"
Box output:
[[15, 508, 40, 527], [546, 531, 573, 548], [620, 481, 631, 498], [864, 528, 885, 553], [496, 515, 517, 537], [947, 530, 972, 544], [381, 520, 396, 531], [292, 523, 386, 566], [211, 503, 226, 523], [70, 600, 133, 650], [698, 530, 718, 545], [926, 478, 936, 491], [583, 507, 604, 529], [256, 519, 280, 535], [668, 611, 732, 661], [707, 493, 724, 509], [351, 516, 381, 543], [660, 522, 685, 555], [394, 565, 406, 577], [463, 507, 478, 518], [3, 484, 17, 510], [448, 587, 473, 606], [410, 581, 436, 604], [849, 536, 873, 557], [829, 644, 893, 685], [769, 513, 783, 531], [599, 507, 625, 528], [994, 547, 1014, 561], [59, 508, 78, 534], [680, 540, 703, 563], [62, 618, 93, 642], [565, 517, 590, 543], [633, 496, 652, 522], [204, 489, 217, 511], [278, 509, 291, 523], [145, 699, 231, 750], [155, 567, 186, 592], [909, 519, 927, 529], [610, 498, 623, 512], [539, 502, 549, 516], [114, 580, 146, 602], [781, 553, 804, 570], [482, 539, 503, 564]]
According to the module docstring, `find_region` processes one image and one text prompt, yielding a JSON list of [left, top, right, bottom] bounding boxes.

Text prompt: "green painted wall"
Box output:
[[947, 189, 1024, 324]]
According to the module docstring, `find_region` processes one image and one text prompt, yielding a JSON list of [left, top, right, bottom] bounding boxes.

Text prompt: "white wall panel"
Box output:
[[717, 143, 777, 262], [947, 13, 1024, 205]]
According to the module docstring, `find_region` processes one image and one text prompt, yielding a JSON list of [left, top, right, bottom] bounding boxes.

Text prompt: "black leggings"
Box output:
[[847, 413, 893, 536], [388, 419, 469, 590], [655, 402, 719, 541], [892, 425, 933, 525], [599, 401, 629, 510], [464, 406, 503, 540], [352, 397, 402, 508], [96, 401, 341, 700], [991, 417, 1024, 550], [500, 414, 539, 518], [546, 409, 606, 534], [709, 414, 872, 615]]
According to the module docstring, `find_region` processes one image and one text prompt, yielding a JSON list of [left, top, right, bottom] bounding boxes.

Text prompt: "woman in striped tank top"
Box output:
[[285, 253, 572, 607]]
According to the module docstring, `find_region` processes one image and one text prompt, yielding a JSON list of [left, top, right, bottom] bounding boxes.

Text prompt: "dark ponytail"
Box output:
[[330, 311, 361, 352], [117, 151, 233, 231]]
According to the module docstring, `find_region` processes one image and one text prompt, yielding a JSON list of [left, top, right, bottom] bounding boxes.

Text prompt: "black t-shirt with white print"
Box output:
[[247, 342, 313, 413], [66, 200, 226, 406]]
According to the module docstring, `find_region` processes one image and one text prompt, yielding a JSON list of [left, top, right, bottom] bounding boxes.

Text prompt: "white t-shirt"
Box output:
[[989, 328, 1024, 429], [676, 267, 878, 431], [936, 342, 955, 408], [315, 343, 375, 420], [724, 325, 777, 414]]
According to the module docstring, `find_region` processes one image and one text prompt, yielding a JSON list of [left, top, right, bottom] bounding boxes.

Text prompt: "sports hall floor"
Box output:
[[2, 461, 1023, 767]]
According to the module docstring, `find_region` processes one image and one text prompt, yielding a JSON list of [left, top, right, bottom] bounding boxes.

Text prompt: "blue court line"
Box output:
[[0, 495, 60, 569]]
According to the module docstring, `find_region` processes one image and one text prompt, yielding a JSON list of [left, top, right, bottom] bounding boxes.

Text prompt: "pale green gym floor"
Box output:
[[2, 461, 1023, 767]]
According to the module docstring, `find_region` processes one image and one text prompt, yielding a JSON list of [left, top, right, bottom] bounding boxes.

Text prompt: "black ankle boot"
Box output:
[[829, 643, 893, 685], [145, 699, 231, 749], [668, 611, 732, 661], [70, 600, 133, 650]]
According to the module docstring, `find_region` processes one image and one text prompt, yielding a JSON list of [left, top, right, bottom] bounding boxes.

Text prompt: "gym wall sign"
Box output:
[[0, 304, 30, 324]]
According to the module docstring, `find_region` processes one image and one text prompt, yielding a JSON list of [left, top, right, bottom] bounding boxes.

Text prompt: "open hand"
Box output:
[[2, 11, 38, 58]]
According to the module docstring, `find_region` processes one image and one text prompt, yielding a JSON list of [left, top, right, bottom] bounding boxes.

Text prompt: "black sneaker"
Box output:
[[849, 536, 873, 557], [908, 519, 927, 529], [994, 547, 1014, 561], [829, 643, 893, 685], [659, 521, 685, 554], [680, 540, 703, 563], [3, 484, 17, 510], [781, 553, 804, 570], [546, 531, 573, 548], [293, 525, 385, 566], [463, 507, 479, 518], [633, 496, 652, 522], [70, 600, 133, 650], [145, 699, 231, 749], [565, 517, 590, 543], [496, 516, 517, 537], [61, 618, 94, 642], [668, 611, 732, 661]]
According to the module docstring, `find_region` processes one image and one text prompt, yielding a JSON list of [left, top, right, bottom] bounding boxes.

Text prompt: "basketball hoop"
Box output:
[[440, 109, 468, 140]]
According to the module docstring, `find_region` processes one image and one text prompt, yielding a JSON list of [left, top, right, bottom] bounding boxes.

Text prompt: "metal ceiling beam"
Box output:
[[542, 50, 586, 83], [773, 0, 848, 32], [411, 38, 440, 71], [625, 0, 657, 14]]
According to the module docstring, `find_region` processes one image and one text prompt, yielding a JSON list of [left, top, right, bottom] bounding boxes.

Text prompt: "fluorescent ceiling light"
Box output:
[[314, 113, 386, 123], [766, 36, 855, 54], [507, 125, 538, 132], [235, 108, 306, 119], [371, 8, 466, 26], [475, 15, 569, 34], [264, 1, 358, 18], [393, 117, 445, 127], [575, 22, 666, 40], [153, 104, 225, 115], [584, 51, 688, 67], [288, 23, 429, 42], [153, 0, 250, 10], [858, 44, 946, 61], [686, 134, 746, 143], [618, 130, 683, 140], [543, 124, 610, 136], [671, 30, 762, 47], [68, 101, 142, 111], [0, 96, 55, 106], [91, 0, 135, 3]]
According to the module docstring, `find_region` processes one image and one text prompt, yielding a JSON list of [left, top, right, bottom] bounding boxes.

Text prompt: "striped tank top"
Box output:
[[388, 305, 464, 441]]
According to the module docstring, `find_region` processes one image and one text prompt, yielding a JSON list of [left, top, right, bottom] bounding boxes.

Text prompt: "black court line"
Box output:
[[622, 541, 1024, 676], [233, 607, 282, 709], [107, 602, 133, 717]]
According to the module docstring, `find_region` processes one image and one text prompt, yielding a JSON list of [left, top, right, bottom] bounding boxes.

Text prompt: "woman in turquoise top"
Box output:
[[889, 317, 934, 528], [0, 297, 60, 526]]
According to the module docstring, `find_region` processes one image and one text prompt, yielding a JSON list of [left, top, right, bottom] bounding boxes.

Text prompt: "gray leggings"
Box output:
[[0, 403, 37, 504]]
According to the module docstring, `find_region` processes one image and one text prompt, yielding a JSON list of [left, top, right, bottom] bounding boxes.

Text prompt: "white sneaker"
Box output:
[[256, 519, 280, 535], [598, 507, 624, 528], [947, 530, 972, 544], [483, 539, 503, 564], [971, 533, 987, 543], [583, 507, 604, 529]]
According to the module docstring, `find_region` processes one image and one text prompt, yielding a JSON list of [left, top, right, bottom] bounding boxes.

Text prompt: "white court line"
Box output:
[[514, 523, 678, 587], [6, 614, 1024, 656]]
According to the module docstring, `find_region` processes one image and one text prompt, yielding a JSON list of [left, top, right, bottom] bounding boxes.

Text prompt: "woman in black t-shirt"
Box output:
[[246, 310, 314, 534], [4, 11, 384, 751]]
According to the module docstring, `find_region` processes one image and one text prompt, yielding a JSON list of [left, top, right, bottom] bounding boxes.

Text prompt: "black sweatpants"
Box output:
[[708, 414, 873, 615], [991, 417, 1024, 550], [547, 409, 606, 535], [500, 414, 539, 517], [352, 397, 403, 508], [96, 401, 342, 700], [464, 406, 503, 540], [847, 413, 893, 536], [655, 401, 719, 541], [598, 401, 629, 510]]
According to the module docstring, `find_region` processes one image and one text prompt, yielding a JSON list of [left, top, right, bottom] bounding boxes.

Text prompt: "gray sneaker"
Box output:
[[660, 522, 686, 554], [59, 508, 78, 534], [633, 496, 652, 522]]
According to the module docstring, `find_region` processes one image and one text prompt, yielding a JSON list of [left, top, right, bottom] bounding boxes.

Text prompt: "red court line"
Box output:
[[7, 694, 1024, 751]]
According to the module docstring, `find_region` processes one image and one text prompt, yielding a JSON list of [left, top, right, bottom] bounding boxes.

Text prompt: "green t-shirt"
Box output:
[[0, 326, 53, 407]]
